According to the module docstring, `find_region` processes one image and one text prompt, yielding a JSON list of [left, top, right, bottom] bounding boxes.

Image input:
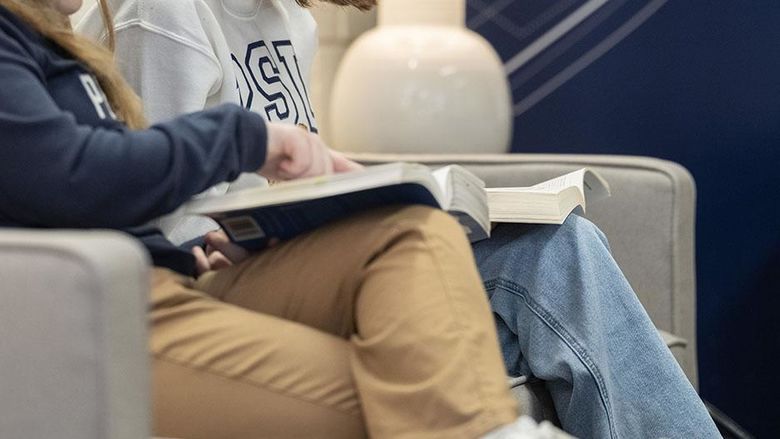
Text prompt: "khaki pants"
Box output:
[[150, 206, 518, 439]]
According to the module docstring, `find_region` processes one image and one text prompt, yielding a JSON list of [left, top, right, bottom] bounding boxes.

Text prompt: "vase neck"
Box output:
[[379, 0, 466, 28]]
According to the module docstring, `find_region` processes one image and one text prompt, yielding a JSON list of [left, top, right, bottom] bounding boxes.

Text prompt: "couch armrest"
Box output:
[[0, 230, 151, 439], [351, 153, 699, 388]]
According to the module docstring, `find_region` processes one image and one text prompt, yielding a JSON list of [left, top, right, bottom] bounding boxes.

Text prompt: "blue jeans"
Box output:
[[472, 215, 719, 438]]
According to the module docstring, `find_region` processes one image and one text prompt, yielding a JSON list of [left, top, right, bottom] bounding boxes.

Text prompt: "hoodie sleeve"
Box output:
[[0, 25, 267, 229]]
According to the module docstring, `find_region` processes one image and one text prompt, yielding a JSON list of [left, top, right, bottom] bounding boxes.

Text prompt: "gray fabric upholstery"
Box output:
[[0, 230, 151, 439], [353, 153, 699, 389]]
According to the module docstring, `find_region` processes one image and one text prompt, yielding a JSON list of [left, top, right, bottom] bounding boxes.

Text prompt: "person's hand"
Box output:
[[192, 230, 251, 276], [260, 123, 363, 181]]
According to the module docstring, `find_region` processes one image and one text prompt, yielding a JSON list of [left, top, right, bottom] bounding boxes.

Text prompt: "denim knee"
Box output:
[[474, 214, 611, 281], [555, 214, 610, 251]]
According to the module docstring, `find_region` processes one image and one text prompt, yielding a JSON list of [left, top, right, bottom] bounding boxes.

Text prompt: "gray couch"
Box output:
[[0, 154, 699, 438], [0, 231, 151, 438]]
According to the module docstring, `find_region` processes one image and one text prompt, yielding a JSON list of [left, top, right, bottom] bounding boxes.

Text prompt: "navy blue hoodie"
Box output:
[[0, 6, 267, 275]]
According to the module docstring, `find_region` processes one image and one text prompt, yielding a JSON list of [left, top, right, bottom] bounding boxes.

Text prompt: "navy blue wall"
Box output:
[[467, 1, 780, 436]]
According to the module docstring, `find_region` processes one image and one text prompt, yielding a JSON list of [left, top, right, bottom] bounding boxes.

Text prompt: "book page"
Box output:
[[431, 166, 452, 203], [582, 169, 611, 202], [487, 168, 610, 203], [185, 163, 441, 214], [485, 168, 610, 224], [432, 165, 491, 242], [529, 169, 587, 193]]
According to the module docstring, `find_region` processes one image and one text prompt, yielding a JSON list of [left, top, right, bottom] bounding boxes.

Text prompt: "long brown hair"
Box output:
[[298, 0, 376, 11], [0, 0, 146, 129]]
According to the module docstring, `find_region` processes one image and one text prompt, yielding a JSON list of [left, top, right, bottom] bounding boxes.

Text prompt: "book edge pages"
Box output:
[[486, 167, 611, 224], [445, 165, 491, 238]]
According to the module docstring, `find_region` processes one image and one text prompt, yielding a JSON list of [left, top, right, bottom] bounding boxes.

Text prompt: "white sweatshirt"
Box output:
[[77, 0, 319, 129], [77, 0, 320, 243]]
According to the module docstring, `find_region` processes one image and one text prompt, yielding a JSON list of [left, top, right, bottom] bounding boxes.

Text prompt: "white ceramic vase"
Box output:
[[329, 0, 512, 154]]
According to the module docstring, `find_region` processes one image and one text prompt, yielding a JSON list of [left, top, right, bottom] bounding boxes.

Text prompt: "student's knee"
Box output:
[[555, 214, 610, 250], [550, 215, 610, 253], [484, 214, 608, 255], [476, 215, 613, 283]]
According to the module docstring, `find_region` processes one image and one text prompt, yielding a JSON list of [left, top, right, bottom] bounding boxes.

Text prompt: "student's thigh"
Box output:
[[149, 269, 367, 439], [192, 205, 519, 438], [195, 205, 460, 337]]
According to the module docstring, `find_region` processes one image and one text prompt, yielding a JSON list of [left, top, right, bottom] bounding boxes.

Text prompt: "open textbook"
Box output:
[[183, 163, 609, 249], [487, 168, 611, 224]]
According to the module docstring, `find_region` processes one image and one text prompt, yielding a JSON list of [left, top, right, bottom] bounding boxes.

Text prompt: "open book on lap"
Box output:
[[184, 163, 489, 249], [183, 163, 609, 250], [487, 168, 610, 224]]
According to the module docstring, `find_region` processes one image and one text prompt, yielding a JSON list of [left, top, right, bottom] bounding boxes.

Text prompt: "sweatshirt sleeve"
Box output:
[[0, 30, 267, 229], [110, 22, 224, 123]]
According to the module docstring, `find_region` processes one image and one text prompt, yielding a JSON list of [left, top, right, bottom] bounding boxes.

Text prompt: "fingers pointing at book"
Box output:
[[192, 230, 253, 276], [260, 123, 363, 181]]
